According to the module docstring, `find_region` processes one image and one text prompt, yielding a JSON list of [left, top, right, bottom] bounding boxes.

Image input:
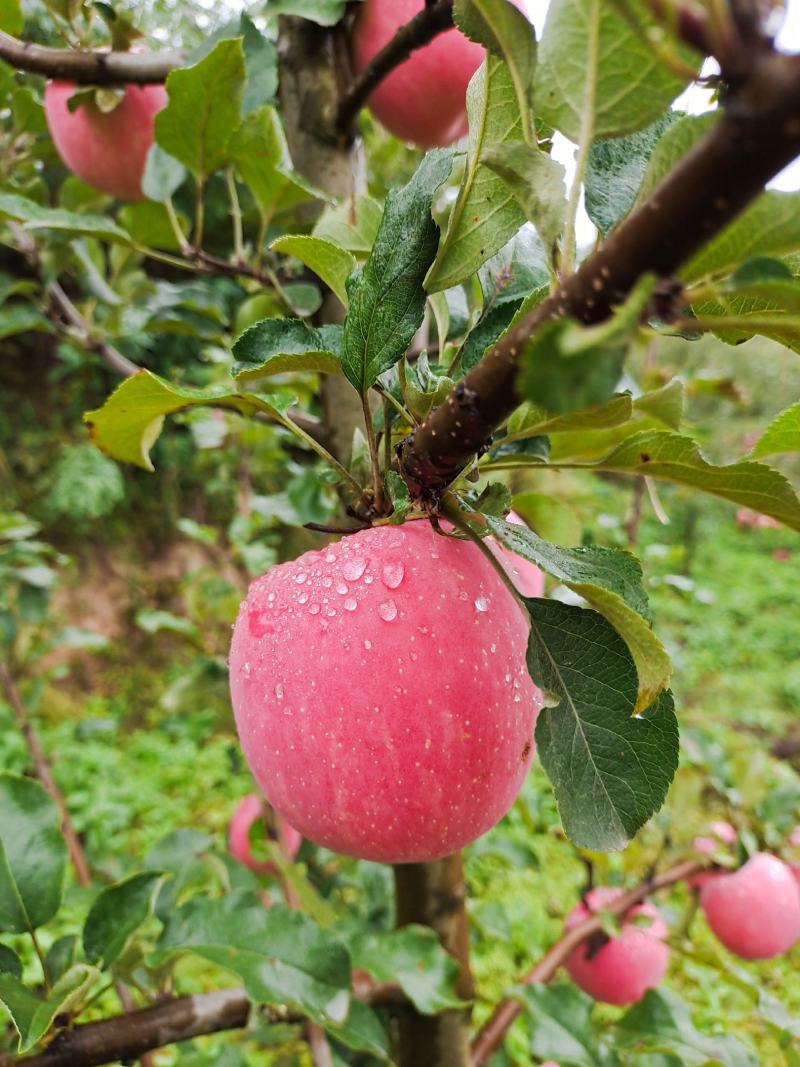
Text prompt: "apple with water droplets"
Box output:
[[351, 0, 529, 147], [229, 520, 541, 863], [565, 887, 669, 1005], [44, 80, 167, 200], [700, 852, 800, 959], [228, 793, 302, 874]]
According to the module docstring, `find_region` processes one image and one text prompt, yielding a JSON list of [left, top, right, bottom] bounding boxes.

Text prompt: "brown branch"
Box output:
[[470, 858, 703, 1067], [398, 48, 800, 497], [0, 31, 180, 84], [394, 855, 474, 1067], [0, 662, 92, 888], [47, 282, 140, 378], [335, 0, 454, 136], [0, 978, 405, 1067]]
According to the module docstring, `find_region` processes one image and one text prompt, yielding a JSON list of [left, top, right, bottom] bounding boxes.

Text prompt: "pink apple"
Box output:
[[700, 852, 800, 959], [565, 887, 669, 1005], [689, 820, 737, 891], [351, 0, 528, 147], [44, 79, 167, 200], [229, 520, 541, 863], [228, 793, 302, 874], [489, 510, 545, 599]]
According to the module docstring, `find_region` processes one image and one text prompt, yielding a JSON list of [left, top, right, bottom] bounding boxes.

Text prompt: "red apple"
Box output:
[[229, 520, 541, 863], [44, 80, 167, 200], [228, 793, 302, 874], [565, 887, 669, 1005], [700, 852, 800, 959], [351, 0, 528, 147]]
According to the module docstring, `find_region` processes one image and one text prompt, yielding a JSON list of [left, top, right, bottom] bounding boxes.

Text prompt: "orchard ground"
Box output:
[[2, 331, 799, 1063]]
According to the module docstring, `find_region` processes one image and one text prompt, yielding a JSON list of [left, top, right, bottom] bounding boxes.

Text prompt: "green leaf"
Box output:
[[459, 299, 522, 373], [262, 0, 347, 26], [506, 393, 634, 441], [684, 191, 800, 283], [535, 0, 693, 142], [585, 112, 681, 234], [232, 319, 343, 381], [0, 304, 52, 340], [485, 515, 670, 709], [141, 144, 187, 202], [44, 936, 78, 984], [326, 998, 390, 1061], [512, 491, 582, 546], [0, 194, 131, 244], [313, 194, 384, 255], [155, 39, 246, 180], [616, 988, 758, 1067], [229, 106, 322, 222], [271, 235, 356, 307], [0, 964, 100, 1053], [454, 0, 537, 139], [751, 401, 800, 458], [483, 141, 566, 252], [0, 0, 23, 37], [386, 471, 413, 524], [0, 773, 67, 934], [517, 277, 654, 415], [154, 890, 351, 1027], [342, 149, 453, 391], [83, 871, 165, 969], [83, 370, 294, 471], [636, 111, 714, 200], [240, 13, 278, 114], [633, 379, 683, 430], [351, 926, 466, 1015], [0, 944, 22, 979], [588, 430, 800, 531], [512, 983, 601, 1067], [426, 58, 525, 294], [528, 600, 679, 850]]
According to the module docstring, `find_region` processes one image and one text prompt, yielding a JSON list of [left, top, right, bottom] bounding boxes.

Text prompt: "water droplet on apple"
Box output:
[[378, 599, 398, 622], [309, 603, 321, 616], [381, 561, 405, 589], [344, 598, 358, 612], [474, 596, 489, 612], [342, 557, 367, 581]]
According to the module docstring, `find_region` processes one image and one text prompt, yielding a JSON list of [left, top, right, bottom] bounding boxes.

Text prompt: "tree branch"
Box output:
[[470, 857, 703, 1066], [335, 0, 454, 136], [47, 282, 140, 378], [398, 48, 800, 497], [0, 977, 405, 1067], [0, 662, 93, 888], [0, 32, 180, 84]]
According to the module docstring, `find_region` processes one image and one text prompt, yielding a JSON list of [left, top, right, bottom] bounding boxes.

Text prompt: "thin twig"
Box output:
[[47, 282, 139, 377], [335, 0, 455, 135], [470, 857, 703, 1066], [0, 31, 180, 83], [0, 662, 93, 887]]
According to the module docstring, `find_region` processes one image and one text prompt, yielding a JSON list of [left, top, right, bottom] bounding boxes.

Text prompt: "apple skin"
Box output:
[[44, 81, 167, 200], [689, 819, 738, 892], [700, 852, 800, 959], [229, 520, 541, 864], [351, 0, 527, 147], [228, 793, 302, 874], [565, 887, 669, 1005]]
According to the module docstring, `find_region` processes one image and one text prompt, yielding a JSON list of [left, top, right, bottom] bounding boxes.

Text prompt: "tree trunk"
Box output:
[[394, 856, 474, 1067], [277, 20, 475, 1065]]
